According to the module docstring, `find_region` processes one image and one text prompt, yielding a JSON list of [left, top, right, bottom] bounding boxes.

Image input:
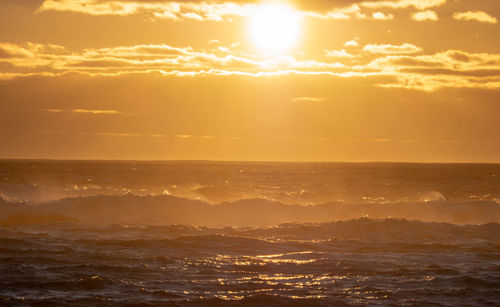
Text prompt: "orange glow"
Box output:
[[0, 0, 499, 162]]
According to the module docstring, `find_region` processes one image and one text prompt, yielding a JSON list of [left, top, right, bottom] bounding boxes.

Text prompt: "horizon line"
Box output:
[[0, 158, 499, 164]]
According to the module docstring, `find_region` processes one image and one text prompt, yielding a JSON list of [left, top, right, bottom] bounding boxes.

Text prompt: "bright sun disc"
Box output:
[[249, 3, 300, 52]]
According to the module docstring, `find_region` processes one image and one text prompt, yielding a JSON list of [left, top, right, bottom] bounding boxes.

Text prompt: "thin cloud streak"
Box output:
[[43, 109, 122, 115], [363, 43, 423, 54], [453, 11, 497, 24], [290, 97, 330, 103]]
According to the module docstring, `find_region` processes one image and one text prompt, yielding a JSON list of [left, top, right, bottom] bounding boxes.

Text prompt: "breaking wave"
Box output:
[[1, 194, 499, 226], [1, 161, 499, 306]]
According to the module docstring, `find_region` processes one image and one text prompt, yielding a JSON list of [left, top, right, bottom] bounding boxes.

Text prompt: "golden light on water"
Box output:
[[1, 0, 500, 303], [249, 2, 301, 52]]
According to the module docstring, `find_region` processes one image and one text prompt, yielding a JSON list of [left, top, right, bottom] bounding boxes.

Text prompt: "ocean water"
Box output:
[[0, 160, 499, 306]]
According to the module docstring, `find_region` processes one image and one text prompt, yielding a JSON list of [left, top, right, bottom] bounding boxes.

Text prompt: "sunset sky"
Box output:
[[1, 0, 499, 161]]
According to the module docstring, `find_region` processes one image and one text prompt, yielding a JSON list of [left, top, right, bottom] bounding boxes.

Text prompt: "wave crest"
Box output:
[[1, 194, 499, 226]]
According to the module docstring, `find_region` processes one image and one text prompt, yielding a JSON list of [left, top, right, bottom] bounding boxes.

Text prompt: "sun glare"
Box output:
[[249, 3, 301, 52]]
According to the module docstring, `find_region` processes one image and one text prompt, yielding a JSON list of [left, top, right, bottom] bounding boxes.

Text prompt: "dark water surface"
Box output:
[[0, 161, 499, 305]]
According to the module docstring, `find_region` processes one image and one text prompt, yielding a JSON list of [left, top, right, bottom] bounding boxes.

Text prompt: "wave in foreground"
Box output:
[[1, 194, 499, 226], [0, 218, 498, 306]]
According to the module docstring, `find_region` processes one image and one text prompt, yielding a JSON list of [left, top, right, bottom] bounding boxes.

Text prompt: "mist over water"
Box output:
[[0, 160, 499, 305], [1, 160, 499, 205]]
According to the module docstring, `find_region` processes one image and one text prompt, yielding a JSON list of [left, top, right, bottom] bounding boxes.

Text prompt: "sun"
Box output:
[[249, 3, 301, 52]]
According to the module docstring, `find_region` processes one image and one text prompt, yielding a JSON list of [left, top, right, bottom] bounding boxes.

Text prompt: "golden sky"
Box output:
[[1, 0, 499, 161]]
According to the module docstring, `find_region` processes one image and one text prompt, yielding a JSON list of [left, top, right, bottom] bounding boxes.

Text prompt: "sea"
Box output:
[[0, 160, 499, 306]]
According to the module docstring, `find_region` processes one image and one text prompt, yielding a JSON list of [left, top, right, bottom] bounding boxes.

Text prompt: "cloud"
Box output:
[[372, 11, 394, 20], [359, 0, 446, 10], [277, 136, 462, 144], [411, 10, 438, 21], [305, 4, 365, 20], [0, 42, 67, 69], [37, 0, 448, 21], [381, 74, 500, 91], [175, 134, 192, 139], [325, 49, 355, 58], [303, 0, 446, 20], [0, 71, 61, 80], [363, 50, 500, 73], [2, 41, 500, 92], [38, 0, 253, 21], [453, 11, 497, 24], [90, 131, 223, 140], [360, 49, 500, 90], [363, 43, 422, 54], [93, 132, 143, 137], [306, 4, 402, 20], [0, 43, 34, 58], [44, 109, 122, 114], [345, 39, 360, 47], [72, 109, 122, 114], [89, 44, 193, 57], [39, 0, 152, 16], [0, 41, 347, 76], [290, 97, 329, 103]]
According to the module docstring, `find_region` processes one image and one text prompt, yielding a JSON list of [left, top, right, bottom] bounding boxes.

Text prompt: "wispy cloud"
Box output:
[[38, 0, 252, 21], [412, 10, 438, 22], [2, 42, 500, 92], [363, 43, 423, 54], [72, 109, 122, 114], [0, 42, 346, 75], [290, 97, 329, 103], [302, 0, 446, 20], [90, 132, 232, 140], [360, 0, 446, 10], [44, 109, 122, 114], [36, 0, 449, 21], [361, 49, 500, 90], [175, 134, 192, 139], [372, 12, 394, 20], [325, 49, 355, 58], [345, 39, 360, 47], [453, 11, 497, 24]]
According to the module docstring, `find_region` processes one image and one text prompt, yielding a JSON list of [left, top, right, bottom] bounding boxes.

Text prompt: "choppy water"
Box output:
[[1, 221, 499, 306], [0, 160, 499, 305], [1, 160, 499, 205]]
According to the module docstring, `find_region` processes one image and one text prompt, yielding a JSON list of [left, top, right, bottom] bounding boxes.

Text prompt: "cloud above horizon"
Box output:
[[1, 41, 499, 91], [453, 11, 497, 24], [1, 0, 500, 161], [36, 0, 451, 21], [44, 108, 123, 114], [411, 10, 438, 21]]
